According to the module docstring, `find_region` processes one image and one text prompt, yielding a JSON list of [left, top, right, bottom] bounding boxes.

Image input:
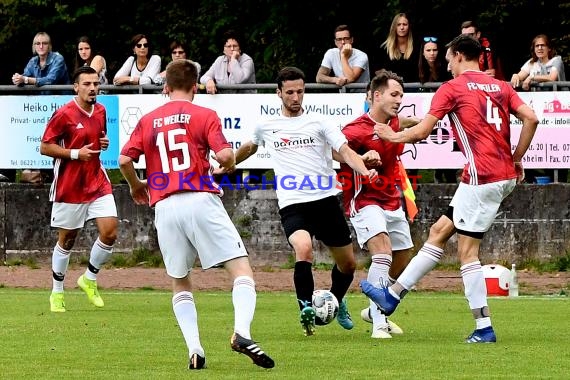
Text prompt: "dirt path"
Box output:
[[0, 265, 568, 295]]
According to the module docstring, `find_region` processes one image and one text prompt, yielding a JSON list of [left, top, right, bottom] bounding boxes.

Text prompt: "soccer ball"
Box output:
[[312, 289, 339, 325]]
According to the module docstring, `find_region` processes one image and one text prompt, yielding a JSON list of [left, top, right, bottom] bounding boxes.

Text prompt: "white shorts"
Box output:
[[51, 194, 117, 229], [449, 179, 516, 233], [154, 192, 248, 278], [349, 204, 413, 251]]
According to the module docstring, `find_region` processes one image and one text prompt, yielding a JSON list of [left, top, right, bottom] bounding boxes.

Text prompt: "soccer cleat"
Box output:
[[337, 298, 354, 330], [361, 306, 404, 334], [360, 280, 399, 316], [299, 302, 316, 336], [188, 353, 206, 370], [230, 333, 275, 368], [465, 326, 497, 343], [371, 324, 392, 339], [50, 292, 66, 313], [77, 274, 104, 307]]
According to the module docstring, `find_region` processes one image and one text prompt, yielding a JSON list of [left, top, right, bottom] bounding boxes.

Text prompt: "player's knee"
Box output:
[[99, 230, 117, 246]]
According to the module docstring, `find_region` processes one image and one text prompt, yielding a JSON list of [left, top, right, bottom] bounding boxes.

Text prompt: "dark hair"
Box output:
[[369, 69, 403, 93], [276, 67, 305, 90], [418, 37, 445, 83], [334, 24, 351, 36], [445, 34, 481, 61], [460, 20, 479, 33], [166, 59, 197, 92], [222, 29, 242, 47], [74, 36, 98, 72], [73, 65, 97, 83], [169, 40, 187, 54]]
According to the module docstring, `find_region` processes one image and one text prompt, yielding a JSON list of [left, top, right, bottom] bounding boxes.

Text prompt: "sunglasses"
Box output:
[[136, 43, 149, 48], [423, 36, 438, 42], [172, 50, 185, 55]]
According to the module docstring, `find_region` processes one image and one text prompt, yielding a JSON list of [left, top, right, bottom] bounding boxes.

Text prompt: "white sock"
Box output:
[[461, 261, 491, 329], [368, 254, 391, 326], [172, 291, 204, 357], [52, 244, 70, 292], [395, 243, 443, 292], [232, 276, 256, 339], [85, 238, 113, 281]]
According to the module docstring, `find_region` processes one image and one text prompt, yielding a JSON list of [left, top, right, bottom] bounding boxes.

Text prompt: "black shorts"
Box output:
[[279, 195, 352, 247]]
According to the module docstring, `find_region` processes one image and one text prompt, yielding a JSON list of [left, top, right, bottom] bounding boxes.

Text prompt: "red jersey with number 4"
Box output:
[[42, 99, 112, 203], [428, 70, 525, 185], [121, 99, 230, 207]]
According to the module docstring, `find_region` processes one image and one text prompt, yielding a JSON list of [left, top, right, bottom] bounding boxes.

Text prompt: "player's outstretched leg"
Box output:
[[230, 333, 275, 368], [77, 274, 104, 307], [359, 280, 400, 316]]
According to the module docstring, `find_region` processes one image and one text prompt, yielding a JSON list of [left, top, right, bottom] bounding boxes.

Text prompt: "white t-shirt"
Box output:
[[320, 48, 370, 84], [252, 112, 347, 208], [521, 55, 566, 81]]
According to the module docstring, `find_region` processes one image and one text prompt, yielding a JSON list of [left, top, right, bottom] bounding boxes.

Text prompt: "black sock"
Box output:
[[294, 261, 314, 310], [329, 264, 354, 302]]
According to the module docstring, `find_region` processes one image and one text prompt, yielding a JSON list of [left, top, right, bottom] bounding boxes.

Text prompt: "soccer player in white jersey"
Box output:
[[119, 60, 274, 369], [230, 66, 377, 336], [364, 34, 538, 343]]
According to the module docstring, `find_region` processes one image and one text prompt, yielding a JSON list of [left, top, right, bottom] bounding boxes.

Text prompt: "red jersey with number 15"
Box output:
[[428, 70, 525, 185], [120, 99, 231, 207], [42, 99, 112, 203]]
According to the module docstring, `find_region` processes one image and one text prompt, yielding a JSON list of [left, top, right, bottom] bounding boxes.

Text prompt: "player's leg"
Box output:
[[317, 196, 356, 330], [279, 203, 317, 335], [77, 194, 118, 307], [49, 202, 88, 312]]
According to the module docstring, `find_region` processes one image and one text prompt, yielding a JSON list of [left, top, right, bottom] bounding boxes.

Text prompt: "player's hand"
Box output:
[[374, 123, 396, 141], [78, 143, 101, 161], [99, 132, 109, 151], [210, 154, 236, 175], [361, 150, 382, 167], [130, 180, 149, 205], [365, 168, 379, 183], [514, 162, 525, 184]]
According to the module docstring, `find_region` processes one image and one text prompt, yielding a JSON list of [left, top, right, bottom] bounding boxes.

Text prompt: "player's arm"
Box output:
[[118, 154, 149, 205], [40, 141, 100, 161], [215, 147, 236, 172], [374, 114, 438, 143], [398, 116, 421, 130], [511, 104, 539, 182], [333, 149, 381, 167], [337, 143, 377, 181], [235, 140, 259, 165]]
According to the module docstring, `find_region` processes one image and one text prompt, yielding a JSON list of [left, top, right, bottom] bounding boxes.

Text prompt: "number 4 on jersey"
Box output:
[[486, 96, 502, 131]]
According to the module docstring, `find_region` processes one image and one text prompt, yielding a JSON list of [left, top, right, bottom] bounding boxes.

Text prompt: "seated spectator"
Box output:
[[153, 40, 201, 85], [460, 20, 504, 79], [12, 31, 70, 90], [316, 24, 370, 92], [372, 13, 419, 83], [200, 30, 256, 94], [510, 34, 566, 90], [74, 36, 108, 85], [113, 34, 161, 85]]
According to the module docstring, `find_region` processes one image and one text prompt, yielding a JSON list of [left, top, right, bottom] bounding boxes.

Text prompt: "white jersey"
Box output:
[[252, 112, 347, 208]]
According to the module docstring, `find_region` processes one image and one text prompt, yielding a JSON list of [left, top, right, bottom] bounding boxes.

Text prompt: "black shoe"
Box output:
[[188, 353, 206, 369], [230, 333, 275, 368]]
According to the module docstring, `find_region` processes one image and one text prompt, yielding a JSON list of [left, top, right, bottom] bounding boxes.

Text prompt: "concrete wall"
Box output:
[[1, 183, 569, 266]]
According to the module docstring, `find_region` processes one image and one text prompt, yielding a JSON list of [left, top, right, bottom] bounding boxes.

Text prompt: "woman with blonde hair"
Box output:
[[373, 13, 419, 83]]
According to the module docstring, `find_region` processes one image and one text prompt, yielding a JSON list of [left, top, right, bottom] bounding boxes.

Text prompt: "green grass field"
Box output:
[[1, 289, 568, 379]]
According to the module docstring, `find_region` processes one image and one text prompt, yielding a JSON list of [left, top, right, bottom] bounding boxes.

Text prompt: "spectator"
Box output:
[[418, 36, 455, 183], [74, 36, 108, 85], [113, 34, 161, 86], [418, 36, 451, 84], [510, 34, 566, 91], [373, 13, 419, 83], [460, 20, 504, 79], [316, 24, 370, 92], [12, 31, 70, 90], [154, 40, 201, 86], [200, 30, 256, 94]]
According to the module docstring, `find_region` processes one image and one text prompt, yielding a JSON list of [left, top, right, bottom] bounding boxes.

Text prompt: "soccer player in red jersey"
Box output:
[[119, 59, 274, 370], [40, 66, 118, 313], [363, 34, 539, 343], [339, 70, 414, 339]]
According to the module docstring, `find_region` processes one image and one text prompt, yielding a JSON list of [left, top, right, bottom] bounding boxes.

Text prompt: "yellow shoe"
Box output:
[[77, 275, 104, 307], [50, 292, 66, 313]]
